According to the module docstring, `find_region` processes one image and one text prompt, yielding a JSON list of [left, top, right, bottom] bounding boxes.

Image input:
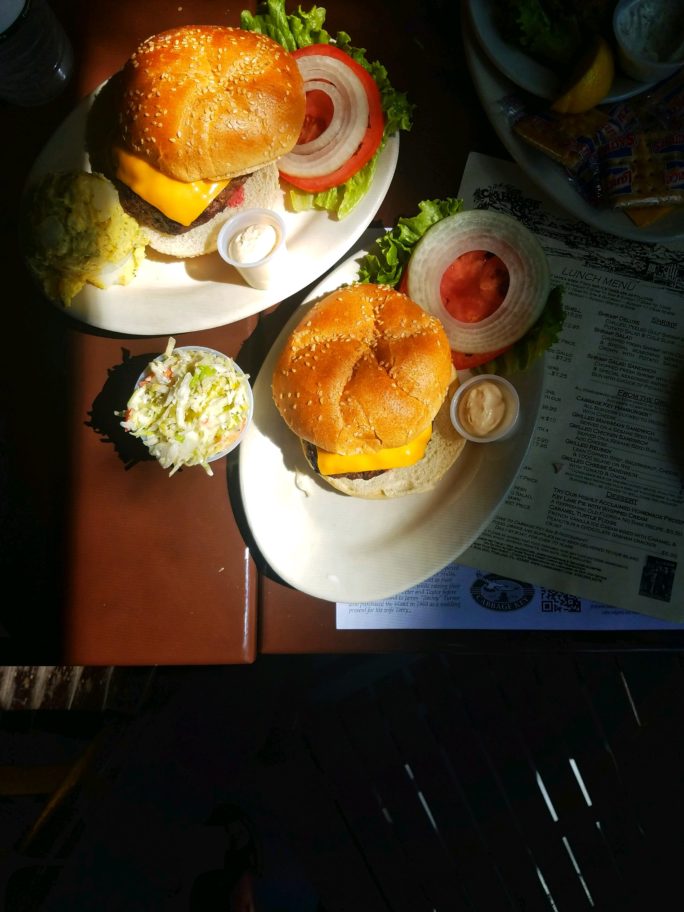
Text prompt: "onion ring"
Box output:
[[406, 210, 550, 353], [278, 55, 369, 179], [293, 80, 345, 154]]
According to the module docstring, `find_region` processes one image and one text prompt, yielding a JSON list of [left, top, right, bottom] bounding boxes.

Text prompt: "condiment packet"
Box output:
[[501, 68, 684, 222], [504, 96, 609, 171], [597, 130, 684, 209], [504, 95, 637, 206]]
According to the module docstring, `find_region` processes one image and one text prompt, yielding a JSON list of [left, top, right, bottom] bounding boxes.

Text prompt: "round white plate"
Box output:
[[463, 14, 684, 246], [238, 252, 544, 604], [467, 0, 655, 103], [26, 85, 399, 335]]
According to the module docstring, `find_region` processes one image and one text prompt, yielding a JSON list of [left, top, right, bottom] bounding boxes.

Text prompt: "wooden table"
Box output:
[[5, 0, 676, 667], [0, 0, 499, 665]]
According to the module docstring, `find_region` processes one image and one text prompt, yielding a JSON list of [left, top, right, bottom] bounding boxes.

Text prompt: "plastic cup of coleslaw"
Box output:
[[122, 341, 254, 475]]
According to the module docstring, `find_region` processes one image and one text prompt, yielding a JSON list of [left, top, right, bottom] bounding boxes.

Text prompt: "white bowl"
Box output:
[[613, 0, 684, 83], [450, 374, 520, 444], [133, 345, 253, 464], [216, 208, 287, 290]]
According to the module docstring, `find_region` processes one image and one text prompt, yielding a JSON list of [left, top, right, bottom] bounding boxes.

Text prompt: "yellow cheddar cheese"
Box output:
[[317, 426, 432, 476], [113, 147, 229, 226]]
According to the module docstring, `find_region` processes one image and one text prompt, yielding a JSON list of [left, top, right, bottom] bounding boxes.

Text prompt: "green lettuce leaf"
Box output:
[[333, 32, 414, 137], [357, 198, 464, 286], [492, 0, 615, 73], [240, 0, 330, 49], [240, 0, 414, 218]]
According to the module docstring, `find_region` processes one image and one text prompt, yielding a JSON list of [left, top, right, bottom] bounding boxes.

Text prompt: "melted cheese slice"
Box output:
[[113, 147, 229, 226], [317, 426, 432, 476]]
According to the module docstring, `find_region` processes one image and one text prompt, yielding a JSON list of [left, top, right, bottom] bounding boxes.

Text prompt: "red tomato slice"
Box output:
[[451, 345, 512, 370], [399, 262, 511, 370], [280, 44, 385, 192], [440, 250, 509, 323], [297, 89, 335, 144]]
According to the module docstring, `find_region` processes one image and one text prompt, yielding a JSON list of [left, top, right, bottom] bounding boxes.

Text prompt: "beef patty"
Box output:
[[115, 174, 250, 235], [304, 442, 386, 481]]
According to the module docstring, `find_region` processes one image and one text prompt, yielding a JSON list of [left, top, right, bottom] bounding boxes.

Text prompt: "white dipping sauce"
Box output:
[[229, 223, 277, 264], [217, 208, 287, 290], [458, 380, 507, 437]]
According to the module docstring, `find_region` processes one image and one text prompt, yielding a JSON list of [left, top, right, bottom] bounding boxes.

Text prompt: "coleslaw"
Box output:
[[121, 339, 253, 476]]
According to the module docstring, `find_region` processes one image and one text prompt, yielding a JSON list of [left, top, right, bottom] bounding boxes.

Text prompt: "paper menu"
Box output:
[[337, 564, 683, 630], [337, 152, 684, 627]]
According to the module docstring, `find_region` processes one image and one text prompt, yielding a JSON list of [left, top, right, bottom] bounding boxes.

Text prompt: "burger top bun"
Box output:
[[272, 283, 453, 456], [116, 25, 306, 182]]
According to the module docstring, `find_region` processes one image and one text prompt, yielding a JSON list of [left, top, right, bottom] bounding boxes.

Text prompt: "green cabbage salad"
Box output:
[[121, 340, 252, 476], [241, 0, 414, 218], [493, 0, 615, 73], [357, 198, 566, 376]]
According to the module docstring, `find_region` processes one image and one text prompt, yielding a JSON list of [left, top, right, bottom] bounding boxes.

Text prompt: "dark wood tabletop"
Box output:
[[0, 0, 502, 665], [5, 0, 674, 667]]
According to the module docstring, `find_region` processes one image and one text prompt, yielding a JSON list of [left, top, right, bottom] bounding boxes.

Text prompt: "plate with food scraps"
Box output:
[[463, 13, 684, 246], [238, 250, 544, 604], [466, 0, 657, 103], [24, 83, 399, 336]]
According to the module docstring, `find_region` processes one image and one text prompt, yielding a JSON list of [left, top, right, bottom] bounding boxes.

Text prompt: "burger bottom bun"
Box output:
[[144, 163, 280, 258], [310, 376, 467, 499]]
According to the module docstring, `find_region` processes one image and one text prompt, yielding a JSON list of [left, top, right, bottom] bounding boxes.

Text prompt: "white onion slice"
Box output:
[[292, 80, 345, 155], [278, 55, 369, 179], [406, 210, 550, 353]]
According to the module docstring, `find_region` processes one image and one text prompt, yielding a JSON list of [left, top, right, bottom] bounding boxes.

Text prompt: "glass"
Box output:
[[0, 0, 73, 106]]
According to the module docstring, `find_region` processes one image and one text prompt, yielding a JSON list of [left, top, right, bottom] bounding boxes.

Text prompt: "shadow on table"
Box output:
[[665, 361, 684, 479], [226, 450, 290, 590], [84, 348, 158, 468], [225, 278, 324, 591]]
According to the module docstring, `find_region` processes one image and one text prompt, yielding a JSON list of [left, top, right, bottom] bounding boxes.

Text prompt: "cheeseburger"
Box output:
[[272, 283, 466, 499], [98, 25, 305, 258]]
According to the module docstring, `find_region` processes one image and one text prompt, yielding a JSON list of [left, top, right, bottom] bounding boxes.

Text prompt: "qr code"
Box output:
[[639, 556, 676, 602], [541, 589, 581, 613]]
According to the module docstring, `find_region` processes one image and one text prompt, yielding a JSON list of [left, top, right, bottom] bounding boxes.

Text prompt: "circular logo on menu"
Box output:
[[471, 574, 535, 612]]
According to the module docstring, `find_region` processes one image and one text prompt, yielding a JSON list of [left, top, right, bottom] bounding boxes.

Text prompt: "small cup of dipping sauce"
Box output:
[[613, 0, 684, 84], [450, 374, 520, 443], [217, 208, 287, 290]]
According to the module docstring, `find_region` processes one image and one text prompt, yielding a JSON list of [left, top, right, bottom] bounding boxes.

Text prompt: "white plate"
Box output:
[[463, 13, 684, 246], [238, 252, 544, 604], [467, 0, 655, 103], [26, 85, 399, 336]]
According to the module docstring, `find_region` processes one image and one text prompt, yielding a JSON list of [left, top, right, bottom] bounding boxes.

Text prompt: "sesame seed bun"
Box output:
[[272, 283, 454, 456], [116, 25, 306, 182]]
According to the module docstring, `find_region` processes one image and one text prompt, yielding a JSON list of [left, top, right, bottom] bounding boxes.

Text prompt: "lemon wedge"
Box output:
[[551, 36, 615, 114]]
